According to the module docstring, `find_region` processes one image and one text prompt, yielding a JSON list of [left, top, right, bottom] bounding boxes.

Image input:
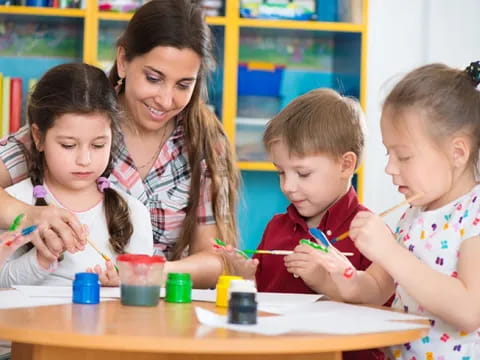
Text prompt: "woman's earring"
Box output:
[[115, 77, 124, 92]]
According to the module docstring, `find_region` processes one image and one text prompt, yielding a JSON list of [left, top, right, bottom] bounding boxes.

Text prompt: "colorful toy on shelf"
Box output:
[[198, 0, 224, 17], [98, 0, 144, 12], [240, 0, 315, 20]]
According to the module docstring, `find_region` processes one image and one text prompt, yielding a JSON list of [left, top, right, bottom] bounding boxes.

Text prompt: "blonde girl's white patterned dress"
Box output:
[[386, 184, 480, 360]]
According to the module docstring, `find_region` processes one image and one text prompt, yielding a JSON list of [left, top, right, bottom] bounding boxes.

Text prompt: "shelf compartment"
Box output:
[[235, 28, 361, 162]]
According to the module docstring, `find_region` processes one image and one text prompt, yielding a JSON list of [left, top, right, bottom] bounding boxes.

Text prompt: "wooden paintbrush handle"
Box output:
[[332, 193, 422, 243]]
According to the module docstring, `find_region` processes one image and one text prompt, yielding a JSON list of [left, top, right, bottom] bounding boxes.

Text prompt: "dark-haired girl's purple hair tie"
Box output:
[[33, 185, 47, 199], [96, 177, 110, 193]]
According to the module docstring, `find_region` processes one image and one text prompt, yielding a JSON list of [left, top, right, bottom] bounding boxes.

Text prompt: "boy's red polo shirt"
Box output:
[[254, 187, 385, 360], [255, 186, 371, 293]]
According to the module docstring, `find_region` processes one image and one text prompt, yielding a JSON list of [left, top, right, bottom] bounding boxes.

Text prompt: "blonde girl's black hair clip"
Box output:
[[465, 61, 480, 87]]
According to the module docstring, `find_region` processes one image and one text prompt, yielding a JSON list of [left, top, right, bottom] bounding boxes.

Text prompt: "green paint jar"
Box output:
[[165, 273, 192, 303]]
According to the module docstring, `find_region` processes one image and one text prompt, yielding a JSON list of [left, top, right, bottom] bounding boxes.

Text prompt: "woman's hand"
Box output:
[[26, 204, 86, 262], [86, 261, 119, 287]]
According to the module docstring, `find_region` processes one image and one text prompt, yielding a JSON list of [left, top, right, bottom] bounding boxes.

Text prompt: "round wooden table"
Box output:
[[0, 300, 428, 360]]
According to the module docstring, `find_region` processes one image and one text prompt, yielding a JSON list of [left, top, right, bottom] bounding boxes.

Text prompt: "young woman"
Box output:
[[0, 0, 239, 288]]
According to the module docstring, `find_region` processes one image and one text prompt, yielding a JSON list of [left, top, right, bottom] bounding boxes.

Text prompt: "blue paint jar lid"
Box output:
[[72, 272, 100, 304]]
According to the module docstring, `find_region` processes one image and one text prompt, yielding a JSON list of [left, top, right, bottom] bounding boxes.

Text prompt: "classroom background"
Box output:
[[0, 0, 479, 249]]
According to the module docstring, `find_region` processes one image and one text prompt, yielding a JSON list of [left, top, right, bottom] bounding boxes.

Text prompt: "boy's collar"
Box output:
[[287, 186, 360, 233]]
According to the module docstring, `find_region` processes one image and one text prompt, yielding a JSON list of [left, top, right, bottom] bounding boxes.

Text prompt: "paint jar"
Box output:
[[228, 279, 257, 297], [72, 272, 100, 304], [165, 273, 192, 303], [227, 279, 257, 325], [117, 254, 166, 307], [215, 275, 242, 307]]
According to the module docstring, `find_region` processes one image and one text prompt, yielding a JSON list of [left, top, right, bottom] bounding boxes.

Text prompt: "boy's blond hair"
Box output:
[[263, 88, 366, 170]]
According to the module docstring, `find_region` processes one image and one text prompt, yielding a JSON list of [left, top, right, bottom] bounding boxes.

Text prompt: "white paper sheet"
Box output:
[[189, 290, 322, 306], [195, 306, 429, 336], [261, 300, 428, 321], [0, 289, 73, 309], [14, 285, 120, 298]]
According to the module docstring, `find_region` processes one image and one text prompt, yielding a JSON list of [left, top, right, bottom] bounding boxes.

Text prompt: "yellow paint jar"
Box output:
[[215, 275, 242, 307]]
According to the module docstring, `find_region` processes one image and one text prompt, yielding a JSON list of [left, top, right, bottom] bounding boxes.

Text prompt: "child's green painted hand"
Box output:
[[299, 238, 329, 253]]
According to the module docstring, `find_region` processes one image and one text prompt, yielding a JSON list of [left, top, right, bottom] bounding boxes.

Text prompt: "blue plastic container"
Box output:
[[26, 0, 49, 6], [237, 64, 284, 97], [72, 272, 100, 304]]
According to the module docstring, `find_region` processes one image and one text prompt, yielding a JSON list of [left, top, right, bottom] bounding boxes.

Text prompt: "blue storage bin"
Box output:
[[237, 63, 284, 97]]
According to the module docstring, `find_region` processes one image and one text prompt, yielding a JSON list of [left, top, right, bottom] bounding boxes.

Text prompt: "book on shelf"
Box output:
[[0, 74, 3, 139], [1, 77, 10, 139], [9, 78, 22, 134], [0, 74, 39, 137]]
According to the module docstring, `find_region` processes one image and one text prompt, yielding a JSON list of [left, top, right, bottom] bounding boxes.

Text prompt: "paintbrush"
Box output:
[[213, 237, 249, 259], [243, 248, 354, 256], [243, 249, 293, 255], [329, 193, 423, 244], [86, 237, 119, 272]]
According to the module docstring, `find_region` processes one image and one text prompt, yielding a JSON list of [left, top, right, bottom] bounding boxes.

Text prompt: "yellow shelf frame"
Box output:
[[238, 161, 276, 171], [0, 0, 368, 200], [0, 4, 84, 16], [238, 18, 365, 32]]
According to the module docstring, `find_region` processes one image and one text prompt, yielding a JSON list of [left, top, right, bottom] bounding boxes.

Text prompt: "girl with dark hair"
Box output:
[[0, 63, 153, 287], [0, 0, 238, 288]]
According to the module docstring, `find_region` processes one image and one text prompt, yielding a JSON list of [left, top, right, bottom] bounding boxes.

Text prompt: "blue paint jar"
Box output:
[[72, 272, 100, 304]]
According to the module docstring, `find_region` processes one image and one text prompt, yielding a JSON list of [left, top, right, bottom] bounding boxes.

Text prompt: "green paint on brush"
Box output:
[[214, 237, 249, 259], [214, 237, 227, 247], [299, 238, 329, 253]]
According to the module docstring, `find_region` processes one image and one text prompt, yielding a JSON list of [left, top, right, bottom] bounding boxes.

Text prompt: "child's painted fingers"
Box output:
[[292, 243, 316, 254], [0, 234, 22, 252], [9, 234, 30, 249]]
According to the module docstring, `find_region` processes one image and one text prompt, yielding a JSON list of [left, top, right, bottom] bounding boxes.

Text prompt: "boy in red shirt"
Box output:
[[219, 88, 383, 360]]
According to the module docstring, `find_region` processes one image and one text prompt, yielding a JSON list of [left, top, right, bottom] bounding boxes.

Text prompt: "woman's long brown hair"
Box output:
[[109, 0, 239, 259]]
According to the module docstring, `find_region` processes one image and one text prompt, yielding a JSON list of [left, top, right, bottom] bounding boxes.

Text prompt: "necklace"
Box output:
[[135, 125, 170, 170]]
